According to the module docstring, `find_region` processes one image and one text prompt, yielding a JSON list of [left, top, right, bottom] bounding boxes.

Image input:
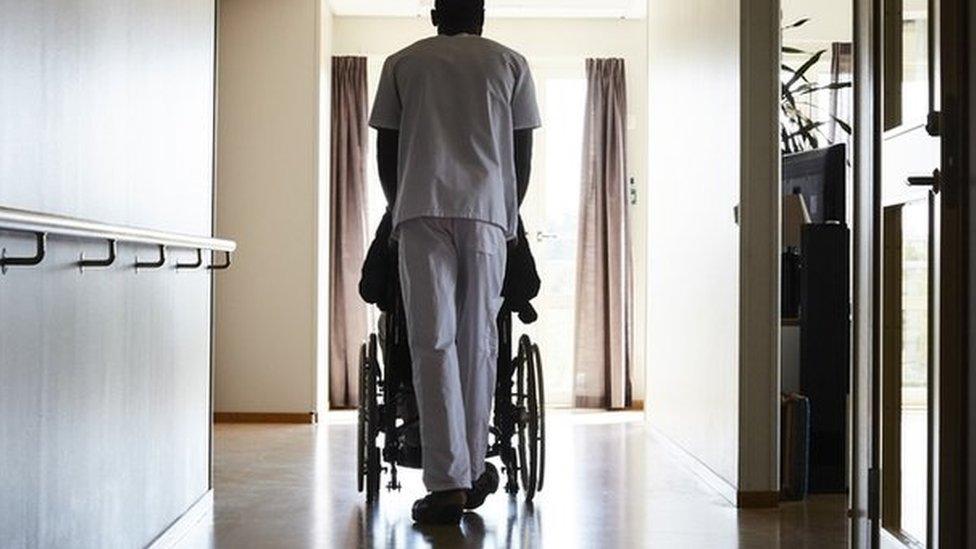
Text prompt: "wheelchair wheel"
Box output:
[[358, 335, 382, 504], [516, 335, 541, 501], [532, 343, 546, 492]]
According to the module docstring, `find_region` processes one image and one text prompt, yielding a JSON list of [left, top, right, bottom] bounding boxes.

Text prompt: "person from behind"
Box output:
[[369, 0, 540, 526]]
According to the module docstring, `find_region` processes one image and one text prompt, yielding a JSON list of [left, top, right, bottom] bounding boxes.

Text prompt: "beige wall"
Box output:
[[738, 0, 781, 495], [317, 0, 335, 412], [647, 0, 742, 489], [333, 16, 650, 401], [647, 0, 782, 499], [215, 0, 324, 414]]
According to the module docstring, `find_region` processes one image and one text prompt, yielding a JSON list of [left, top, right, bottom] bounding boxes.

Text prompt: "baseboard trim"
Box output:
[[148, 489, 213, 549], [737, 490, 780, 508], [214, 412, 317, 424], [649, 426, 739, 506]]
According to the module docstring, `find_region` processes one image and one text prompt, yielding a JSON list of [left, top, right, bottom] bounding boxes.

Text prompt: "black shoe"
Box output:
[[412, 490, 467, 525], [464, 462, 500, 510]]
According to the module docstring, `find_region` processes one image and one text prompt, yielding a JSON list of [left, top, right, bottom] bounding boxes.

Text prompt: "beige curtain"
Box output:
[[573, 58, 632, 409], [329, 56, 369, 409]]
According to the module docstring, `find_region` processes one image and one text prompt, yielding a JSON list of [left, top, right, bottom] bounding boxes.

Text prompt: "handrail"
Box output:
[[0, 205, 236, 273], [0, 206, 236, 252]]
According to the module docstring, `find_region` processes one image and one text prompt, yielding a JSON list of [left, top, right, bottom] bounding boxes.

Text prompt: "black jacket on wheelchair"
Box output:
[[358, 211, 541, 324]]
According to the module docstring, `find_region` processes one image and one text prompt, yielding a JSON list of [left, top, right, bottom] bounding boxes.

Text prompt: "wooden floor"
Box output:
[[179, 411, 848, 548]]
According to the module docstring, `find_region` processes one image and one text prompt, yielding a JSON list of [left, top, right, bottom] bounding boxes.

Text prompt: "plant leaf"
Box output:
[[795, 81, 853, 96], [785, 50, 827, 89], [782, 65, 812, 85], [783, 18, 811, 30], [832, 116, 853, 135], [788, 121, 826, 137], [782, 46, 808, 55]]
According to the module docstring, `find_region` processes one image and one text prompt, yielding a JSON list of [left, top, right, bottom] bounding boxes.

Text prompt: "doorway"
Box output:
[[778, 0, 855, 506]]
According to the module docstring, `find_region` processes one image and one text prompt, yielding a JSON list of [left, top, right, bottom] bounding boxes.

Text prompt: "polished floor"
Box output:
[[180, 411, 848, 548]]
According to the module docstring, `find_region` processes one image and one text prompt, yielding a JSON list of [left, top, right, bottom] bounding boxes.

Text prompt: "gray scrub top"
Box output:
[[368, 34, 541, 240]]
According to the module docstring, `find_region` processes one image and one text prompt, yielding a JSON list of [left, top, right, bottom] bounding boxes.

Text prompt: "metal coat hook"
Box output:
[[135, 245, 167, 271], [1, 232, 46, 274], [208, 250, 232, 271], [176, 248, 203, 270], [78, 239, 117, 272]]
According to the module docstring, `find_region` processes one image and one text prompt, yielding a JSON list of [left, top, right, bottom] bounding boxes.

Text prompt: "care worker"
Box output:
[[368, 0, 540, 526]]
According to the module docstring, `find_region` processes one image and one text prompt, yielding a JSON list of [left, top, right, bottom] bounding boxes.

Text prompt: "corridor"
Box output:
[[180, 412, 847, 548]]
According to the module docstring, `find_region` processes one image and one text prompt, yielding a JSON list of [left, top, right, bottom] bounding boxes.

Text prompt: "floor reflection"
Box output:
[[180, 410, 848, 548], [350, 480, 542, 548]]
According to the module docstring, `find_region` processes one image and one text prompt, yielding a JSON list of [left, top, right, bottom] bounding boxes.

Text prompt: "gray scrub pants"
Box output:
[[397, 217, 507, 492]]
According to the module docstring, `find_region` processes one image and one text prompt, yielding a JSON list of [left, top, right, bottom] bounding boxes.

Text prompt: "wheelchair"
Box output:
[[357, 273, 546, 505]]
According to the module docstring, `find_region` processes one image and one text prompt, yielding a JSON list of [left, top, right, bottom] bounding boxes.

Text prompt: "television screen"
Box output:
[[782, 144, 847, 224]]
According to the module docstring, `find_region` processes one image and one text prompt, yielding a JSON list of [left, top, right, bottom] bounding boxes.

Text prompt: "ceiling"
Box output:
[[329, 0, 646, 19]]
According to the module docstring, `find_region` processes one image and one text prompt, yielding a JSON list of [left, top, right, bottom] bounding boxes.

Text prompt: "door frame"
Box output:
[[852, 0, 972, 546], [935, 0, 970, 545], [851, 0, 883, 545]]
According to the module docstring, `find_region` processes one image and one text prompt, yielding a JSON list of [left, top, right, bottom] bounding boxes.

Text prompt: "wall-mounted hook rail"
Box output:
[[135, 245, 167, 271], [0, 206, 236, 275], [78, 239, 117, 271], [208, 250, 233, 271], [1, 232, 46, 274], [177, 249, 203, 270]]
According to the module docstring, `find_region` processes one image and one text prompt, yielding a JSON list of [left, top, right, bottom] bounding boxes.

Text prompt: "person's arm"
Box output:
[[514, 129, 533, 207], [377, 128, 399, 207]]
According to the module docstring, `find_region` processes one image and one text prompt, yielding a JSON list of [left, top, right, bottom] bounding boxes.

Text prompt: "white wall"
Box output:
[[647, 0, 742, 489], [215, 0, 324, 414], [333, 16, 650, 402], [782, 0, 852, 45], [317, 0, 335, 414], [1, 0, 215, 544], [646, 0, 786, 500]]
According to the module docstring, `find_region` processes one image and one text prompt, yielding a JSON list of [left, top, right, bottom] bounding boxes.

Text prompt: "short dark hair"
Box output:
[[434, 0, 484, 26]]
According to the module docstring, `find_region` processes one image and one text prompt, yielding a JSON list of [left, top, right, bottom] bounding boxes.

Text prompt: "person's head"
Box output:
[[431, 0, 485, 36]]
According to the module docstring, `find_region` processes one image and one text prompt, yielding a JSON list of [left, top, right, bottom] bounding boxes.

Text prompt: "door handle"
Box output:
[[907, 169, 942, 194], [535, 231, 558, 242]]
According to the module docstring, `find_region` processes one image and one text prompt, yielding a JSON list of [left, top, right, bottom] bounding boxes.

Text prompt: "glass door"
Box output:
[[880, 0, 942, 544], [519, 61, 587, 408], [882, 198, 933, 546]]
